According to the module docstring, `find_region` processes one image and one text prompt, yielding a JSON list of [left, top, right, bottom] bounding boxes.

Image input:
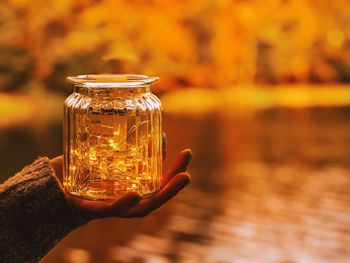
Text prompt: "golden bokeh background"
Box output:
[[1, 1, 350, 262], [1, 0, 350, 89]]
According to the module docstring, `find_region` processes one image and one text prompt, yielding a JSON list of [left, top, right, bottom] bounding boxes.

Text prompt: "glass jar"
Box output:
[[63, 74, 162, 201]]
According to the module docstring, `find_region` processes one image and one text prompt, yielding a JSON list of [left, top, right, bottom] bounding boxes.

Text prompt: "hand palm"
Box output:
[[50, 149, 191, 219]]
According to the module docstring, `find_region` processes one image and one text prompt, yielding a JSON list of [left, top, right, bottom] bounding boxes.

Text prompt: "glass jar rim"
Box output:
[[67, 74, 159, 88]]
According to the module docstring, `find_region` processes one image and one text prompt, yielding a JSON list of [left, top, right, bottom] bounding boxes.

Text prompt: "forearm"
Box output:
[[0, 157, 87, 263]]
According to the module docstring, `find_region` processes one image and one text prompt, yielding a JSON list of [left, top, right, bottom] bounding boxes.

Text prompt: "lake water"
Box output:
[[2, 106, 350, 263]]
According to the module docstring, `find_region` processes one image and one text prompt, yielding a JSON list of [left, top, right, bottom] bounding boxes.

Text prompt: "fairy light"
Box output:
[[68, 112, 160, 199]]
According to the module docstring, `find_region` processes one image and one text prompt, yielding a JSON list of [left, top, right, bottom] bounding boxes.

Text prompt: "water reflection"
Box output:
[[2, 106, 350, 262], [0, 123, 62, 181]]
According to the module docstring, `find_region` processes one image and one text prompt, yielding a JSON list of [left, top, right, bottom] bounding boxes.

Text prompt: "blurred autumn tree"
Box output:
[[0, 0, 349, 93]]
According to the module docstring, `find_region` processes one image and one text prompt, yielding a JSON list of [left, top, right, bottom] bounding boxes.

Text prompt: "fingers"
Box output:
[[162, 149, 167, 160], [162, 149, 192, 186], [110, 192, 143, 216], [124, 172, 191, 218], [50, 156, 64, 183], [162, 132, 167, 160], [67, 191, 142, 219]]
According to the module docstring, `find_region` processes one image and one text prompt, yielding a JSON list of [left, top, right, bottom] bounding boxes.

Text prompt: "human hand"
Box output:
[[50, 149, 192, 220]]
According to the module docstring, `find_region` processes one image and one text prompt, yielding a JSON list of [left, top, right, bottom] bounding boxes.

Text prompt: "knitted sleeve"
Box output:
[[0, 157, 88, 263]]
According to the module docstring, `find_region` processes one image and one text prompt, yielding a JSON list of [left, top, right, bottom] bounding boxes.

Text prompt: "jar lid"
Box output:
[[67, 74, 159, 88]]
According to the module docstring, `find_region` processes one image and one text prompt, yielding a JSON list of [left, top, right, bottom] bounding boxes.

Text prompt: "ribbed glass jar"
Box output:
[[63, 74, 162, 200]]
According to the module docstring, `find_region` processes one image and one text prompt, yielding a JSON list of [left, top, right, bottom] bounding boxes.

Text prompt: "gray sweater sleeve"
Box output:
[[0, 157, 88, 263]]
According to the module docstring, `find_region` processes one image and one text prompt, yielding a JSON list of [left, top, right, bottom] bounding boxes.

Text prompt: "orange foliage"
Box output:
[[0, 0, 349, 91]]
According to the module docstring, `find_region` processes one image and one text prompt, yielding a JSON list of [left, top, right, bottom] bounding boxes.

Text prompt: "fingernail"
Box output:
[[185, 150, 192, 166], [180, 178, 190, 188], [162, 132, 167, 149]]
